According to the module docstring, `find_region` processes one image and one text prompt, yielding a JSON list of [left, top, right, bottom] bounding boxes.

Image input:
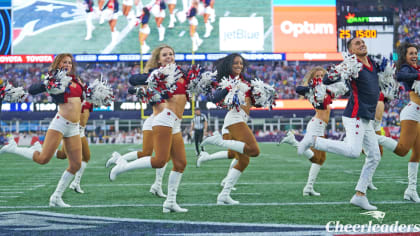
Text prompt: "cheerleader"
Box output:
[[165, 0, 177, 28], [376, 43, 420, 202], [56, 101, 94, 194], [188, 0, 202, 51], [201, 0, 214, 38], [109, 45, 190, 213], [280, 67, 330, 196], [147, 0, 166, 41], [83, 0, 95, 40], [137, 6, 151, 53], [200, 53, 263, 205], [1, 54, 84, 207]]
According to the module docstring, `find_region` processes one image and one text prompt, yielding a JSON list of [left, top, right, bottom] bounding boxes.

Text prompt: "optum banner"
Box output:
[[273, 0, 337, 53]]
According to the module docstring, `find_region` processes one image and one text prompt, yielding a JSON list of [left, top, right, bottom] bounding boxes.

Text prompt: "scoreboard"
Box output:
[[337, 11, 394, 57]]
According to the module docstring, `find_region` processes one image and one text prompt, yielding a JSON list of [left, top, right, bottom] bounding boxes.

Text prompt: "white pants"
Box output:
[[143, 115, 154, 131], [306, 117, 326, 137], [315, 116, 381, 193], [400, 101, 420, 122], [48, 113, 80, 138]]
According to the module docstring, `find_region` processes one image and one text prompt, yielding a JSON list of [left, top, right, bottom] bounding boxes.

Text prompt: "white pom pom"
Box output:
[[250, 78, 276, 108], [412, 80, 420, 96], [187, 70, 217, 97], [378, 63, 396, 90], [331, 53, 363, 81], [326, 80, 349, 98], [4, 83, 26, 102], [44, 70, 73, 95], [218, 76, 249, 108], [86, 78, 114, 106]]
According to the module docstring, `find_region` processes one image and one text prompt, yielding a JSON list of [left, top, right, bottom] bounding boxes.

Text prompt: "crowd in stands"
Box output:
[[397, 7, 420, 46]]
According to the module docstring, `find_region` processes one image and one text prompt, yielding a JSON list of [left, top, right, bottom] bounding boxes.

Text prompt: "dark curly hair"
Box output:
[[213, 53, 248, 81], [396, 42, 419, 71]]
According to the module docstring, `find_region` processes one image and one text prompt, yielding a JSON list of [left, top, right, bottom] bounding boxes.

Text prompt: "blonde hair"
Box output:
[[144, 45, 175, 73], [49, 53, 77, 76], [303, 66, 327, 86]]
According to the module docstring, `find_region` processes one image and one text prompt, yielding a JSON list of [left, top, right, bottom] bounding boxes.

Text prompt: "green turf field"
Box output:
[[0, 143, 419, 226], [13, 0, 272, 54]]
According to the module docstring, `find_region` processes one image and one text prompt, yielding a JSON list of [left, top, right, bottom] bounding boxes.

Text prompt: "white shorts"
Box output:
[[400, 101, 420, 122], [152, 108, 179, 128], [143, 115, 154, 131], [223, 108, 249, 129], [48, 113, 80, 138], [222, 127, 229, 135], [172, 118, 182, 134], [122, 0, 133, 6], [150, 5, 166, 18], [165, 0, 177, 5], [102, 8, 119, 21], [188, 17, 198, 26], [79, 126, 86, 138], [306, 117, 326, 137]]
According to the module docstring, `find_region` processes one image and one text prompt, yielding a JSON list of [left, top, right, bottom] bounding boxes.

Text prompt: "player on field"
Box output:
[[298, 38, 382, 210], [376, 43, 420, 203]]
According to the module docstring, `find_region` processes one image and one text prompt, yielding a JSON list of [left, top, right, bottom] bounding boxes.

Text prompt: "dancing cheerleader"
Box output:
[[376, 43, 420, 202], [200, 53, 275, 205]]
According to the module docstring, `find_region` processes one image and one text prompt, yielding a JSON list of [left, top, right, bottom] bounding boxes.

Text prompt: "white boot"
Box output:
[[0, 139, 35, 160], [195, 32, 203, 48], [368, 182, 378, 190], [197, 151, 228, 167], [109, 156, 152, 181], [404, 162, 420, 202], [150, 163, 167, 198], [31, 141, 43, 152], [121, 151, 139, 161], [49, 170, 74, 207], [303, 163, 321, 196], [158, 26, 165, 41], [376, 135, 398, 152], [350, 194, 377, 210], [105, 151, 121, 168], [192, 37, 198, 52], [217, 168, 241, 205], [163, 171, 188, 213], [280, 131, 298, 146], [220, 159, 238, 191], [85, 12, 95, 40], [209, 8, 216, 23], [168, 13, 176, 28], [69, 161, 87, 194], [204, 22, 213, 38], [111, 30, 119, 44], [201, 134, 245, 154], [141, 43, 150, 54]]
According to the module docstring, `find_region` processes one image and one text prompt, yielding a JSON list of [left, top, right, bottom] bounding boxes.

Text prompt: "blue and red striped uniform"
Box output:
[[343, 57, 380, 120]]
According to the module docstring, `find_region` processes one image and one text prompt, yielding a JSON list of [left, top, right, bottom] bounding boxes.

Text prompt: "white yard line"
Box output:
[[0, 200, 411, 209]]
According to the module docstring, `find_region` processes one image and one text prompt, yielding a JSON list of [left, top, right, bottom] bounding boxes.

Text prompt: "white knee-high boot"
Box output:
[[221, 158, 238, 188], [0, 140, 35, 160], [303, 163, 321, 196], [150, 163, 168, 198], [201, 134, 245, 154], [50, 170, 74, 207], [197, 151, 228, 167], [376, 135, 398, 152], [70, 161, 87, 194], [109, 156, 152, 181], [163, 171, 188, 213], [404, 162, 420, 202], [217, 168, 241, 205], [122, 151, 139, 161]]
